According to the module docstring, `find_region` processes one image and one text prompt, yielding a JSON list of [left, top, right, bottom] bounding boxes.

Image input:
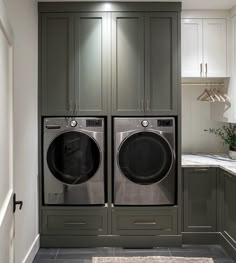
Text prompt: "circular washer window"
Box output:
[[47, 131, 100, 185], [118, 131, 173, 185]]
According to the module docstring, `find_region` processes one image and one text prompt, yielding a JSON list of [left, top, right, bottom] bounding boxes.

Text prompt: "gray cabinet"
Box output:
[[41, 13, 108, 116], [42, 209, 108, 235], [222, 171, 236, 243], [41, 14, 74, 116], [145, 13, 178, 114], [111, 13, 145, 115], [183, 168, 217, 232], [112, 12, 178, 115], [74, 13, 108, 114], [112, 207, 177, 235]]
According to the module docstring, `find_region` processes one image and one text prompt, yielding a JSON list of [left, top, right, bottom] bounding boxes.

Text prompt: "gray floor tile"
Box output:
[[33, 246, 234, 263], [34, 248, 59, 260]]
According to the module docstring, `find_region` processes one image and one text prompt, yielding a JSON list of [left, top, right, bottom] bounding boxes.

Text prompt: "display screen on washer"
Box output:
[[118, 131, 173, 185], [47, 131, 100, 185]]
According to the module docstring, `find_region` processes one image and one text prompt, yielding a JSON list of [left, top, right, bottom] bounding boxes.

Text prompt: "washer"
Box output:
[[114, 117, 176, 205], [43, 117, 105, 205]]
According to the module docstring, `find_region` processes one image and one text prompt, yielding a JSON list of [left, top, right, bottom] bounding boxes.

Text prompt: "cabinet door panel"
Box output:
[[203, 19, 227, 77], [181, 19, 203, 77], [223, 172, 236, 242], [183, 168, 217, 232], [42, 14, 74, 115], [75, 13, 107, 114], [145, 13, 178, 114], [112, 13, 145, 115]]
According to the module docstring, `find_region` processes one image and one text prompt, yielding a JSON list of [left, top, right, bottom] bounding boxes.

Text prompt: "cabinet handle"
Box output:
[[200, 63, 203, 77], [141, 99, 144, 111], [146, 100, 150, 111], [205, 63, 208, 77], [192, 168, 209, 172], [64, 222, 87, 225], [134, 221, 157, 225], [69, 100, 73, 114], [75, 99, 78, 115]]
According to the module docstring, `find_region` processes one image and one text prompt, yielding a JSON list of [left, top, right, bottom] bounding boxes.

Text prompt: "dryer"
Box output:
[[114, 117, 176, 205], [43, 117, 105, 205]]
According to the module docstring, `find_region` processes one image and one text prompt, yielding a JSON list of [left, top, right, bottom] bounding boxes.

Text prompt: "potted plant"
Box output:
[[205, 124, 236, 159]]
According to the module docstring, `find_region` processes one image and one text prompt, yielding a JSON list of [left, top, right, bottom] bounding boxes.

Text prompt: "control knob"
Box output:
[[70, 120, 77, 127], [141, 120, 149, 127]]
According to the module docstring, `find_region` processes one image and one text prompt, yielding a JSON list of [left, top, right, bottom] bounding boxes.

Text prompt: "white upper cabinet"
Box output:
[[182, 19, 203, 77], [182, 18, 227, 77], [203, 19, 227, 77]]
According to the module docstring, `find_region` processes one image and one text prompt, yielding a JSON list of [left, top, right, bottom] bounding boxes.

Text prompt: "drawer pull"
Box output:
[[192, 168, 208, 172], [134, 221, 157, 225], [64, 221, 87, 225]]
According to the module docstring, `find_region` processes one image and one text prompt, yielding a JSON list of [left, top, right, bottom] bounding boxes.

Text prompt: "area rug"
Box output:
[[92, 256, 214, 263]]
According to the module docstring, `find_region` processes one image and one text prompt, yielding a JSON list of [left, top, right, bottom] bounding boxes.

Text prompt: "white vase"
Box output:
[[229, 150, 236, 160]]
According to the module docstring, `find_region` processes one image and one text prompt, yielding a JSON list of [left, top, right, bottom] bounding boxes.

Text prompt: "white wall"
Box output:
[[5, 0, 39, 262], [182, 85, 227, 153]]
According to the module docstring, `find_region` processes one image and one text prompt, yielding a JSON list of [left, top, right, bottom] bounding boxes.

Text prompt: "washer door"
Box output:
[[118, 131, 174, 185], [47, 131, 101, 185]]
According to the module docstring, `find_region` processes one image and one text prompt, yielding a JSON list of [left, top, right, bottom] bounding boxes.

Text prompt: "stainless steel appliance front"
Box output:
[[43, 117, 105, 205], [114, 117, 176, 205]]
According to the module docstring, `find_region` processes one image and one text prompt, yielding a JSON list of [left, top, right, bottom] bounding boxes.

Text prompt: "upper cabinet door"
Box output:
[[112, 13, 145, 115], [145, 13, 178, 114], [203, 19, 227, 77], [74, 13, 108, 115], [41, 14, 74, 116], [181, 19, 203, 77]]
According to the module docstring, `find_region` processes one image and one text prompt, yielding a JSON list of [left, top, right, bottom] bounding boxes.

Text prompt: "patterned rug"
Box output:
[[92, 256, 214, 263]]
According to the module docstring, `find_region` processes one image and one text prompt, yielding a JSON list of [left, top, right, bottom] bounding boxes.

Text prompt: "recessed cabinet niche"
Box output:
[[112, 12, 178, 115], [41, 13, 108, 116], [181, 18, 227, 77]]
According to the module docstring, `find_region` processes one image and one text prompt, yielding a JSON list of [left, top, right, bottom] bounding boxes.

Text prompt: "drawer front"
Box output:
[[112, 208, 177, 235], [42, 209, 107, 235]]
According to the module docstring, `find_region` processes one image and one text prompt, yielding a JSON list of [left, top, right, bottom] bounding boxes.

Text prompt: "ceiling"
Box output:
[[37, 0, 236, 10]]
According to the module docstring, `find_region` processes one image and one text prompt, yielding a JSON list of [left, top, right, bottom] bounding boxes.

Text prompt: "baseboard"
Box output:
[[40, 235, 182, 248], [22, 234, 40, 263], [182, 232, 220, 245], [219, 233, 236, 262]]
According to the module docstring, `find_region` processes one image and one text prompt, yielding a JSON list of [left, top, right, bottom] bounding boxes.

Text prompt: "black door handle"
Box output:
[[13, 193, 23, 213]]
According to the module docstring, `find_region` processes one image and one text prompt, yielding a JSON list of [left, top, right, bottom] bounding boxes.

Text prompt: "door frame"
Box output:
[[0, 0, 14, 262]]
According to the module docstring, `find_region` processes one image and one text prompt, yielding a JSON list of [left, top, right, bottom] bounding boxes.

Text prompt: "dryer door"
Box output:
[[118, 131, 174, 185], [47, 131, 101, 185]]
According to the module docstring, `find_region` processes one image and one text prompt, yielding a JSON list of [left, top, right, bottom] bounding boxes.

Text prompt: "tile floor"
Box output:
[[33, 245, 235, 263]]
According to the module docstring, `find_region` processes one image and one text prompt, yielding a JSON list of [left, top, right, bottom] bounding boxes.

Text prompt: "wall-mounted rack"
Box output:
[[181, 77, 229, 87], [182, 82, 224, 86]]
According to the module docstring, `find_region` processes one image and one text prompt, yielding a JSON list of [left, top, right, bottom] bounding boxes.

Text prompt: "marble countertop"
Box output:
[[182, 154, 236, 176]]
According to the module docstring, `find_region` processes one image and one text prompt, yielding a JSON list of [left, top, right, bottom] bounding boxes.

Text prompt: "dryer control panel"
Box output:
[[157, 119, 173, 127]]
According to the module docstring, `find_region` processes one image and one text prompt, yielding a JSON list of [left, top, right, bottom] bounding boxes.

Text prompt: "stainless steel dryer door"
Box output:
[[118, 131, 174, 185], [47, 131, 101, 185]]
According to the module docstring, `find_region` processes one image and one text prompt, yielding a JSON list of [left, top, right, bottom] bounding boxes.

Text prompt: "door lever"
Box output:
[[13, 193, 23, 213]]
